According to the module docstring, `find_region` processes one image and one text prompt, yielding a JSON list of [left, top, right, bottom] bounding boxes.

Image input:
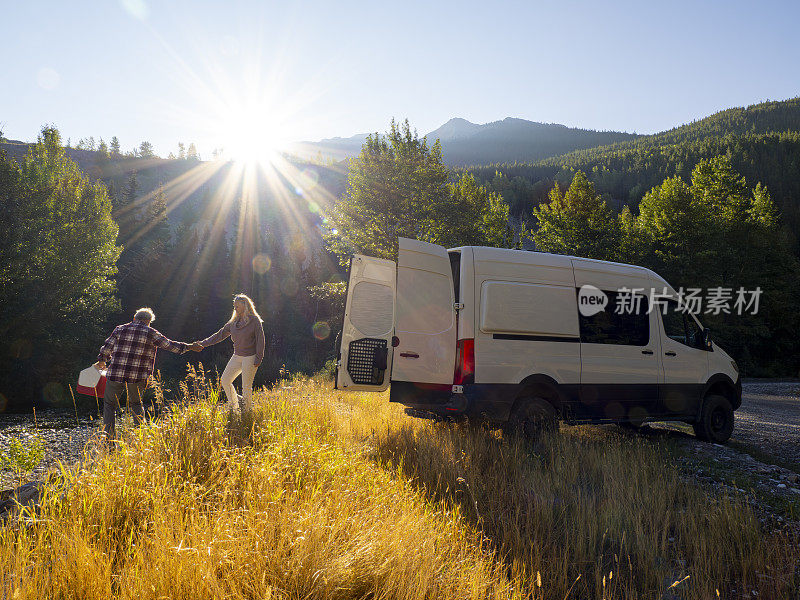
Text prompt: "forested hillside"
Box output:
[[469, 98, 800, 244]]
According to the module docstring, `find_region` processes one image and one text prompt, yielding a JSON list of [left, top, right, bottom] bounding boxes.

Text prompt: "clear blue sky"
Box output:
[[3, 0, 798, 157]]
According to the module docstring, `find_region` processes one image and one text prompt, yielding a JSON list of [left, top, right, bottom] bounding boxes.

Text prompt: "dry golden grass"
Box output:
[[1, 372, 797, 599]]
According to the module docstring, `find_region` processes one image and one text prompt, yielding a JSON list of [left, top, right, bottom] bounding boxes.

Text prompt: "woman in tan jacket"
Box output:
[[196, 294, 265, 413]]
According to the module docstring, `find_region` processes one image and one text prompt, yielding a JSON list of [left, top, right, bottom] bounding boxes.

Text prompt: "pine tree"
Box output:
[[97, 138, 109, 159], [530, 171, 619, 259], [110, 136, 121, 156], [145, 184, 171, 252], [139, 141, 155, 158], [327, 119, 510, 263], [630, 157, 800, 375]]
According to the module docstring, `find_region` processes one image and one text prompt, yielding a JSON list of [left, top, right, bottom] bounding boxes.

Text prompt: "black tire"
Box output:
[[693, 394, 734, 443], [505, 396, 558, 440]]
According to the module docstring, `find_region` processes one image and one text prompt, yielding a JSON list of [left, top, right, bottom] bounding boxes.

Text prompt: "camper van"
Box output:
[[335, 238, 741, 443]]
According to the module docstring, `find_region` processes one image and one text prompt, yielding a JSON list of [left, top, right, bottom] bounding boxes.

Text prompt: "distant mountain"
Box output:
[[429, 117, 638, 166], [294, 117, 639, 166], [290, 134, 370, 163], [426, 117, 483, 141]]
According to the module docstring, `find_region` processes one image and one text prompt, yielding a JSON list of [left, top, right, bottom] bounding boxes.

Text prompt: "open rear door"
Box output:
[[336, 254, 396, 391], [392, 238, 457, 385]]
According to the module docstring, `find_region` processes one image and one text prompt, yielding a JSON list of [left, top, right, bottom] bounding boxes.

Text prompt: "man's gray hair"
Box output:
[[134, 307, 156, 323]]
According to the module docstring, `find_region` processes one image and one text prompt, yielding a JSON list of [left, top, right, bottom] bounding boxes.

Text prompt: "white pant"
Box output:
[[220, 354, 256, 411]]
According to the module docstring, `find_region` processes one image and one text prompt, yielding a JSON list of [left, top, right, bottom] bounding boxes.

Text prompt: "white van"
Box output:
[[335, 238, 741, 443]]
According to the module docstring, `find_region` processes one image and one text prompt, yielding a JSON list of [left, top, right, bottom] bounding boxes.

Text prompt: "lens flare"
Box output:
[[43, 382, 66, 406], [121, 0, 150, 20], [313, 321, 331, 340], [300, 168, 319, 188], [252, 254, 272, 274]]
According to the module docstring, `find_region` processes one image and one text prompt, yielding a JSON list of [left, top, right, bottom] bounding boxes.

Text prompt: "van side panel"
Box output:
[[472, 248, 580, 387], [480, 281, 579, 337]]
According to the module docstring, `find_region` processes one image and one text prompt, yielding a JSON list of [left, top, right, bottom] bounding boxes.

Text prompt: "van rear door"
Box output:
[[335, 255, 396, 391], [392, 238, 457, 386]]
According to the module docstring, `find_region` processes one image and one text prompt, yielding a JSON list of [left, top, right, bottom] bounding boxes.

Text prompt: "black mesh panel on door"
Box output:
[[347, 338, 388, 385]]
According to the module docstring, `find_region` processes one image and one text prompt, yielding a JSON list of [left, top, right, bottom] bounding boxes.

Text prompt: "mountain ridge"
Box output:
[[294, 116, 639, 165]]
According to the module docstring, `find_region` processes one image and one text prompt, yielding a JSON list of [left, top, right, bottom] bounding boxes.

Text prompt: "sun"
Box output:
[[218, 108, 290, 164]]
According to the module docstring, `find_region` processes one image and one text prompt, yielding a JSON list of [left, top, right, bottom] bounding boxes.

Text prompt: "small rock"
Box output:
[[0, 481, 45, 519], [777, 483, 787, 489]]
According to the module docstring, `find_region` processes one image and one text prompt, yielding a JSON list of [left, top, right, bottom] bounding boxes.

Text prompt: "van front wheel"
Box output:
[[506, 397, 558, 440], [693, 394, 734, 443]]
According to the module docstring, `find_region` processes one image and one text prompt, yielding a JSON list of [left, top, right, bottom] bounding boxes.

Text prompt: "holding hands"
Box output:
[[188, 342, 204, 352]]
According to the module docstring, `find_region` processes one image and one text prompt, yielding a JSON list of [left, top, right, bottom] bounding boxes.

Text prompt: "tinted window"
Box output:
[[449, 251, 461, 303], [661, 301, 686, 344], [661, 300, 705, 349], [686, 315, 705, 349], [579, 290, 649, 346]]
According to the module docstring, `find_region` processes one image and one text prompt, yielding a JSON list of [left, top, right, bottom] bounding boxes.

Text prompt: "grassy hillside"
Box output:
[[2, 372, 797, 599]]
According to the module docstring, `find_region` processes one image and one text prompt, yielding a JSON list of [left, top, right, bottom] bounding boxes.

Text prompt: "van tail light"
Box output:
[[454, 338, 475, 385]]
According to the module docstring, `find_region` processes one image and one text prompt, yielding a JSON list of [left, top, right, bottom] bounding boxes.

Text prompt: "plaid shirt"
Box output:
[[98, 321, 187, 383]]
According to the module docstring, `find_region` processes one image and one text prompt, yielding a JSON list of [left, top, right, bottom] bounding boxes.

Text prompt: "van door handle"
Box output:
[[664, 351, 677, 357], [399, 352, 419, 359], [641, 349, 653, 355]]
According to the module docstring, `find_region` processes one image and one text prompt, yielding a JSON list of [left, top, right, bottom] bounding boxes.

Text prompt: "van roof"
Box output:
[[450, 245, 672, 291]]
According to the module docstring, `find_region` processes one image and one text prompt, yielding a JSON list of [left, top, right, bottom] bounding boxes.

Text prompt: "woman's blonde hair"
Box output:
[[230, 293, 263, 324]]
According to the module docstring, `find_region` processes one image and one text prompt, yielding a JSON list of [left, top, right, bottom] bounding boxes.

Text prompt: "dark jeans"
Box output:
[[103, 380, 148, 442]]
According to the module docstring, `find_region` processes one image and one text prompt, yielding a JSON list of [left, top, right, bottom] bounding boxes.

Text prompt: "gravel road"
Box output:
[[733, 380, 800, 469]]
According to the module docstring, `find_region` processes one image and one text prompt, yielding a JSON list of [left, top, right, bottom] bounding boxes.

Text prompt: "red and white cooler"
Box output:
[[77, 364, 107, 397]]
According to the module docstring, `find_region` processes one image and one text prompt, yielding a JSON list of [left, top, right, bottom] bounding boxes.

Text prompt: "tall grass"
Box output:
[[1, 373, 797, 599]]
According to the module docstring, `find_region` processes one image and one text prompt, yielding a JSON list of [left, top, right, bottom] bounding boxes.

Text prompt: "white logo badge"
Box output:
[[578, 284, 608, 317]]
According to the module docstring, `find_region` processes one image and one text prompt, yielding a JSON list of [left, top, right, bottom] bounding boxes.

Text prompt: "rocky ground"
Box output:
[[629, 380, 800, 535], [2, 381, 799, 527], [0, 409, 103, 490]]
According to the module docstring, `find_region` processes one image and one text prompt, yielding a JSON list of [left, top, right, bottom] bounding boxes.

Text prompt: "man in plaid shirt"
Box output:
[[96, 307, 200, 442]]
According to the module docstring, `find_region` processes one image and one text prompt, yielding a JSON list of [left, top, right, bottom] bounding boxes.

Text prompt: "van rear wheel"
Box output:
[[693, 394, 734, 443], [506, 396, 558, 440]]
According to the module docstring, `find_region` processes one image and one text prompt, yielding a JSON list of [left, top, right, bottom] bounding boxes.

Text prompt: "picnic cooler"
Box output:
[[77, 364, 107, 397]]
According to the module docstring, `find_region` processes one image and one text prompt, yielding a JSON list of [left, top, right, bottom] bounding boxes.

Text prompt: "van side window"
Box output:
[[661, 301, 686, 344], [685, 315, 705, 349], [662, 300, 705, 349], [578, 290, 649, 346], [449, 251, 461, 303]]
